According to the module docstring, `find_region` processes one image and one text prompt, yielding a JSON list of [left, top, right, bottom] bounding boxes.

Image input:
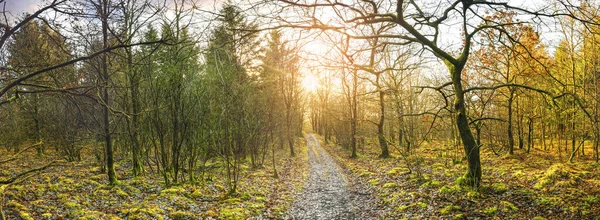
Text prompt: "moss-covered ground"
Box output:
[[0, 137, 308, 219]]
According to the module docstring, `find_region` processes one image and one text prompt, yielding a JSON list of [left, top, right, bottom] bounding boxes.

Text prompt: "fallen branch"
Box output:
[[0, 141, 43, 164], [0, 160, 62, 184]]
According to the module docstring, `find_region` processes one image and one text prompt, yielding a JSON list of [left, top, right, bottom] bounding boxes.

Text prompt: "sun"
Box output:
[[301, 73, 319, 92]]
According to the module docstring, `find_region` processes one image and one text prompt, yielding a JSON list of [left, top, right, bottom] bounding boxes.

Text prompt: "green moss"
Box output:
[[440, 205, 460, 215], [76, 211, 108, 220], [58, 177, 75, 185], [114, 187, 129, 197], [57, 193, 69, 201], [128, 204, 164, 220], [81, 179, 100, 187], [249, 201, 266, 213], [430, 180, 442, 187], [169, 211, 195, 219], [12, 185, 24, 191], [18, 211, 34, 220], [241, 192, 251, 200], [65, 201, 81, 209], [386, 167, 409, 175], [455, 175, 470, 187], [256, 196, 267, 202], [219, 207, 245, 220], [161, 187, 185, 195], [467, 190, 481, 199], [422, 179, 443, 188], [431, 163, 446, 170], [501, 201, 518, 212], [533, 216, 547, 220], [492, 182, 508, 193], [224, 197, 242, 205], [483, 206, 498, 214], [6, 200, 33, 220], [439, 185, 460, 194], [417, 201, 427, 208], [7, 201, 29, 212], [189, 189, 203, 199], [122, 184, 141, 194], [453, 213, 466, 220], [49, 183, 60, 192], [90, 174, 104, 181], [583, 195, 599, 204], [397, 205, 411, 212], [537, 196, 562, 206], [382, 193, 400, 205], [534, 163, 583, 190], [93, 189, 110, 198], [42, 213, 53, 218], [359, 171, 375, 177], [368, 178, 380, 186], [382, 183, 399, 189], [214, 184, 226, 191]]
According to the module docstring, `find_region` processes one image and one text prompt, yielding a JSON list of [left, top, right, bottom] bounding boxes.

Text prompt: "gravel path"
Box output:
[[288, 134, 357, 219]]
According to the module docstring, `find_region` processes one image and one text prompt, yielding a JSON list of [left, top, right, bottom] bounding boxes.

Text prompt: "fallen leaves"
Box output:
[[322, 135, 600, 219], [0, 136, 309, 219]]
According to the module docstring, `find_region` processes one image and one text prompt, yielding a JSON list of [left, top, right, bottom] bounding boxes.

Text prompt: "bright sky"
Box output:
[[5, 0, 574, 86]]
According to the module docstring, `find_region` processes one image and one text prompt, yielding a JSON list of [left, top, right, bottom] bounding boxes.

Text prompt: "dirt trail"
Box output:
[[288, 134, 357, 219]]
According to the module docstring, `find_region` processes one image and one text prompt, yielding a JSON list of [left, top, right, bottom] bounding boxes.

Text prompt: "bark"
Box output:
[[449, 62, 481, 187], [508, 90, 515, 154], [100, 0, 117, 185], [378, 86, 389, 158], [350, 70, 358, 158], [527, 117, 533, 153]]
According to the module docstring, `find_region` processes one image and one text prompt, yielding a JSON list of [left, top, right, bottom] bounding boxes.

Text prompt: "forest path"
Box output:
[[288, 134, 357, 219]]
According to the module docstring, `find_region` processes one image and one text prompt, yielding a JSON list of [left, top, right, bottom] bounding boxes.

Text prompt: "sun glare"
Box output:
[[302, 73, 319, 92]]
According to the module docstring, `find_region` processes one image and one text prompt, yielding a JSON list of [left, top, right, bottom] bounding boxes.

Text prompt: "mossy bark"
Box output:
[[377, 77, 389, 158], [448, 61, 481, 188]]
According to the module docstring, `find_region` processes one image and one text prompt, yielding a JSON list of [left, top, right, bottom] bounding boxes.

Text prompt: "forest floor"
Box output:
[[4, 135, 599, 219], [0, 137, 309, 219], [322, 136, 600, 219], [288, 134, 378, 219]]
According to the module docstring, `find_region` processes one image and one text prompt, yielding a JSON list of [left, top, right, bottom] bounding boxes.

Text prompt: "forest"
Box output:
[[1, 0, 600, 219]]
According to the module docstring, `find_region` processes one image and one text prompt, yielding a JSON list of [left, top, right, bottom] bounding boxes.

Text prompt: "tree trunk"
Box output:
[[527, 117, 533, 153], [350, 70, 358, 158], [449, 62, 481, 188], [100, 0, 117, 185], [377, 84, 389, 158], [507, 90, 515, 155]]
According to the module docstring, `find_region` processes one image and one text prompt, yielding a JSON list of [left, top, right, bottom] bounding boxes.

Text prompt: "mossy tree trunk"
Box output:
[[448, 61, 481, 188]]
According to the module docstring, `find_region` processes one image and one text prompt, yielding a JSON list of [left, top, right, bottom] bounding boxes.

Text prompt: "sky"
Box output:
[[4, 0, 42, 16]]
